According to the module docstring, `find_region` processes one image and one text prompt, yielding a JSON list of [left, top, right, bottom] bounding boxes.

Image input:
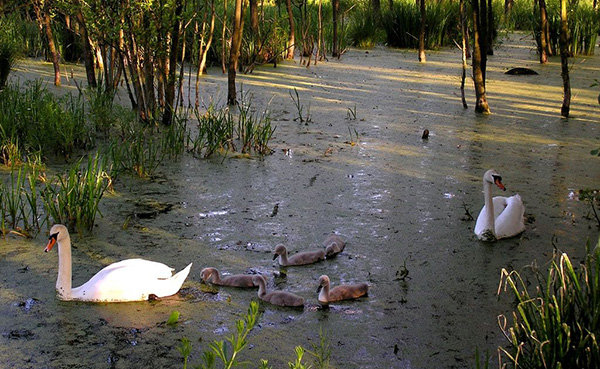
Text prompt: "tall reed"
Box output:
[[41, 153, 111, 233], [497, 238, 600, 368]]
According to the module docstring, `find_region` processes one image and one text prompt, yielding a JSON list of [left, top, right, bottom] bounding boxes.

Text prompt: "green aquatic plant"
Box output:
[[289, 88, 311, 124], [306, 328, 331, 369], [41, 153, 111, 233], [178, 301, 260, 369], [497, 238, 600, 368]]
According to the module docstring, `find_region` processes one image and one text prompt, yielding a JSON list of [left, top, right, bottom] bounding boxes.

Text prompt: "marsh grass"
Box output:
[[0, 80, 93, 159], [187, 96, 275, 158], [179, 301, 260, 369], [289, 88, 311, 124], [0, 157, 44, 237], [41, 153, 111, 233], [383, 0, 460, 49], [497, 239, 600, 368]]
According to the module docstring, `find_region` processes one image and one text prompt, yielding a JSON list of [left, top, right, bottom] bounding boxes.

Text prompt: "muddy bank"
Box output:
[[2, 32, 600, 368]]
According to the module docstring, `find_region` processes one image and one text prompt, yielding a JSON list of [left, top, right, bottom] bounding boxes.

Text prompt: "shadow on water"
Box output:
[[2, 33, 600, 368]]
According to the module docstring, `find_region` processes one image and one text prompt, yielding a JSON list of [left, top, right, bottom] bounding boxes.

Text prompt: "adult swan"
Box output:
[[474, 169, 525, 241], [44, 224, 192, 302]]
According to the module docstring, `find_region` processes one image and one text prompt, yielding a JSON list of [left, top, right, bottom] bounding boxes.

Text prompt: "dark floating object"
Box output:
[[422, 129, 429, 140], [505, 67, 538, 75]]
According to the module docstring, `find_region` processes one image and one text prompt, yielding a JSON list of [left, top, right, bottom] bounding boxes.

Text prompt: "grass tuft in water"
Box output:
[[41, 152, 112, 233], [179, 301, 260, 369], [289, 88, 311, 124], [497, 238, 600, 368]]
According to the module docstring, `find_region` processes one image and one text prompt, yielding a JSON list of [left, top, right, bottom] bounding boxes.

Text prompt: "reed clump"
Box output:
[[187, 96, 275, 158], [497, 238, 600, 368], [41, 153, 112, 233]]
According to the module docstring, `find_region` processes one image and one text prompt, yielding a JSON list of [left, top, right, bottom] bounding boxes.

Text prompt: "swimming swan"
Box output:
[[200, 267, 255, 287], [44, 224, 192, 302], [323, 234, 345, 258], [252, 275, 305, 307], [317, 275, 368, 305], [474, 169, 525, 241], [273, 244, 325, 266]]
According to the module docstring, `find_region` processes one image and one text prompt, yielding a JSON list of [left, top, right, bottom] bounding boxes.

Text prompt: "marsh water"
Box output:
[[1, 33, 600, 368]]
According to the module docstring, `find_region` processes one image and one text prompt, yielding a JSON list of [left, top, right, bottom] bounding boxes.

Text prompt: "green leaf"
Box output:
[[167, 310, 180, 326]]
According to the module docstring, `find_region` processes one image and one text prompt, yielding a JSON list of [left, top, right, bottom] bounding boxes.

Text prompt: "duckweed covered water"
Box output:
[[1, 33, 599, 368]]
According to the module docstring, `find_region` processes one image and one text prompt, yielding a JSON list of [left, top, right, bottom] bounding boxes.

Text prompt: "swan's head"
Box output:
[[483, 169, 506, 191], [45, 224, 69, 252], [316, 275, 330, 293], [273, 244, 287, 260], [252, 275, 267, 287]]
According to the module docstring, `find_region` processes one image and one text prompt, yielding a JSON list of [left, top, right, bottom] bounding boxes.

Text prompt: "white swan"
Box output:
[[44, 224, 192, 302], [474, 169, 525, 241]]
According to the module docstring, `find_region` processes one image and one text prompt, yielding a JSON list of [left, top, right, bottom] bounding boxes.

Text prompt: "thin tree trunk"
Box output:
[[285, 0, 295, 59], [486, 0, 494, 55], [315, 0, 322, 65], [221, 0, 228, 73], [332, 0, 339, 58], [538, 0, 549, 63], [559, 0, 570, 117], [460, 0, 468, 109], [34, 1, 61, 86], [418, 0, 426, 62], [163, 0, 183, 125], [504, 0, 513, 13], [372, 0, 381, 24], [250, 0, 259, 35], [72, 3, 96, 88], [228, 0, 244, 105], [472, 0, 490, 113]]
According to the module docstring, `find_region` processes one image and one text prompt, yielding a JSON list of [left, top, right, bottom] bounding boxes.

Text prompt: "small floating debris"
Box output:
[[505, 67, 538, 75]]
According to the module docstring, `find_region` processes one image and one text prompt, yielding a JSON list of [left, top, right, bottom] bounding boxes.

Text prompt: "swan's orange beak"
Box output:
[[494, 178, 506, 191], [45, 233, 58, 253]]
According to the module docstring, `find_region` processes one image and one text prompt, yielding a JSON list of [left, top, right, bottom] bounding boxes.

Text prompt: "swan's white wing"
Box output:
[[71, 259, 188, 302], [494, 194, 525, 239]]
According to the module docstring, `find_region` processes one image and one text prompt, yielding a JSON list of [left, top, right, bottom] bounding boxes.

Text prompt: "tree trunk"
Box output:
[[249, 0, 259, 35], [538, 0, 549, 63], [332, 0, 340, 58], [418, 0, 426, 62], [372, 0, 382, 24], [472, 0, 490, 113], [228, 0, 244, 105], [285, 0, 295, 59], [221, 0, 228, 73], [486, 0, 494, 55], [315, 0, 323, 64], [559, 0, 570, 117], [460, 0, 468, 109], [34, 0, 61, 86], [74, 7, 97, 88], [504, 0, 513, 13], [163, 0, 183, 125]]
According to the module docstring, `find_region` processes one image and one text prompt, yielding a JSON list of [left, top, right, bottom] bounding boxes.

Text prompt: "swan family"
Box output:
[[44, 168, 521, 304]]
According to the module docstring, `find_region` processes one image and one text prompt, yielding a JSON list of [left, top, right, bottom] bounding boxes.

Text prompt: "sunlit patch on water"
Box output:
[[199, 210, 229, 219]]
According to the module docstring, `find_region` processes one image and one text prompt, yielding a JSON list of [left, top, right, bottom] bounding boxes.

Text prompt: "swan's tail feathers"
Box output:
[[154, 263, 193, 298]]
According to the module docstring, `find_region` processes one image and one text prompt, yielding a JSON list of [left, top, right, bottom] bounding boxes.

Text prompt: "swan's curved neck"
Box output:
[[483, 180, 496, 234], [256, 279, 266, 298], [278, 251, 288, 265], [210, 269, 222, 283], [318, 283, 330, 302], [56, 236, 73, 299]]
